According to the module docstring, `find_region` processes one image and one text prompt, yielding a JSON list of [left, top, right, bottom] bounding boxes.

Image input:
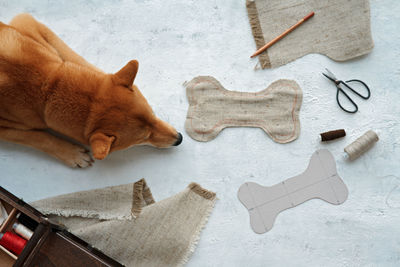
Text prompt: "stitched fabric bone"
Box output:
[[238, 149, 348, 234], [185, 76, 302, 143]]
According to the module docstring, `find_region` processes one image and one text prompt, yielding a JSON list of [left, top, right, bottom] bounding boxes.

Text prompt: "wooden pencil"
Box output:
[[250, 11, 315, 58]]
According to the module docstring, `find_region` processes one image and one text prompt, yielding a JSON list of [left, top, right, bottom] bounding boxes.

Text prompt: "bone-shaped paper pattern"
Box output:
[[237, 149, 348, 234], [184, 76, 302, 143]]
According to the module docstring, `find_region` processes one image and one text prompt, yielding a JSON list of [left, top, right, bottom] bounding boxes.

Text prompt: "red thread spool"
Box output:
[[0, 231, 27, 255]]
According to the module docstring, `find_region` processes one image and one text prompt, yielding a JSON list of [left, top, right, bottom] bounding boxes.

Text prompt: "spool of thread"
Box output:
[[0, 231, 27, 255], [17, 213, 38, 231], [320, 129, 346, 142], [344, 130, 379, 160], [13, 223, 33, 240]]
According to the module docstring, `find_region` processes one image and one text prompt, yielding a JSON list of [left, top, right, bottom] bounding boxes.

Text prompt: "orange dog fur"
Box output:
[[0, 14, 182, 168]]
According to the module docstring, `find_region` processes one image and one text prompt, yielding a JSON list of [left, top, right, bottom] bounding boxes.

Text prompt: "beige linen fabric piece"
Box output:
[[247, 0, 374, 69], [32, 179, 216, 267], [185, 76, 302, 143]]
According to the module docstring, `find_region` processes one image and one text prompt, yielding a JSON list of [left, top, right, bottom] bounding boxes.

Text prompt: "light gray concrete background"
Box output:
[[0, 0, 399, 266]]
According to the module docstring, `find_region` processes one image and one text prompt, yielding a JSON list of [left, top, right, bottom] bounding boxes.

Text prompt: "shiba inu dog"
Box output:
[[0, 14, 182, 167]]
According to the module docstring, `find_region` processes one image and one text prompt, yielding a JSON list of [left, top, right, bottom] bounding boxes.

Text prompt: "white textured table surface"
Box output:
[[0, 1, 399, 266]]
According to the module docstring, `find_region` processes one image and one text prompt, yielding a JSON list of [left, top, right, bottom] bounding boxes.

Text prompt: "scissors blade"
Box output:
[[322, 68, 338, 83]]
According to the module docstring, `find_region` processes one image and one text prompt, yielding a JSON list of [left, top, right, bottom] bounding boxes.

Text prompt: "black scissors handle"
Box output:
[[336, 79, 371, 113], [342, 79, 371, 99], [336, 86, 358, 113]]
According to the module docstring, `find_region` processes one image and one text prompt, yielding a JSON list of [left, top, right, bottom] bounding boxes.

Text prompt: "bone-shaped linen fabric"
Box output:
[[185, 76, 302, 143], [247, 0, 373, 69], [238, 149, 348, 234]]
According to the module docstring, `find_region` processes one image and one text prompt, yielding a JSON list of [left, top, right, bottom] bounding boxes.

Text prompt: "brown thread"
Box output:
[[320, 129, 346, 142]]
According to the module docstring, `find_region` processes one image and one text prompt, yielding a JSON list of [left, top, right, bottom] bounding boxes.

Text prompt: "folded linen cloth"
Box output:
[[32, 179, 216, 267]]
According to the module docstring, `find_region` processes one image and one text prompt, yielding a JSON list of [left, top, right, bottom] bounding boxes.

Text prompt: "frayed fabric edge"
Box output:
[[36, 178, 156, 221], [37, 208, 135, 221], [246, 0, 271, 69], [176, 195, 217, 267], [188, 183, 216, 200], [132, 178, 156, 217]]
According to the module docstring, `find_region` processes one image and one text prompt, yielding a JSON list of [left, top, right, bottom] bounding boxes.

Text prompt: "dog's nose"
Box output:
[[173, 132, 183, 146]]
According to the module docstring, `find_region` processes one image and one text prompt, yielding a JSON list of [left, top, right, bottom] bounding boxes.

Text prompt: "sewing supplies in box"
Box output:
[[0, 187, 123, 266]]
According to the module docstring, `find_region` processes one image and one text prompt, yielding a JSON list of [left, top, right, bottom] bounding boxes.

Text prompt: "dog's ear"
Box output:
[[89, 132, 116, 160], [114, 60, 139, 87]]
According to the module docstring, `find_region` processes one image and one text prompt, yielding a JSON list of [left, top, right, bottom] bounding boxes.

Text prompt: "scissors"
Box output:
[[322, 68, 371, 113]]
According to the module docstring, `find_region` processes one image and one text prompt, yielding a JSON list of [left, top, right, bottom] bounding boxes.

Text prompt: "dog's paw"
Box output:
[[56, 144, 94, 168]]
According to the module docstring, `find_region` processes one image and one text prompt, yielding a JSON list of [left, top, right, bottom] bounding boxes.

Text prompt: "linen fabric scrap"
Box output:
[[247, 0, 374, 69], [185, 76, 302, 143], [32, 179, 216, 267]]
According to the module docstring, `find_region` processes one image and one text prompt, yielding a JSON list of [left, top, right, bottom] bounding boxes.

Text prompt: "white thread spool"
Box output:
[[344, 130, 379, 161], [12, 223, 33, 240]]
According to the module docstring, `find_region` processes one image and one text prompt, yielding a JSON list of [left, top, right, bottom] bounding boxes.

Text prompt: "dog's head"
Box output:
[[87, 60, 182, 160]]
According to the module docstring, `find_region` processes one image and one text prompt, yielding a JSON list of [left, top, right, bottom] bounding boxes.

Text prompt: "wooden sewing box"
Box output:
[[0, 186, 124, 267]]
